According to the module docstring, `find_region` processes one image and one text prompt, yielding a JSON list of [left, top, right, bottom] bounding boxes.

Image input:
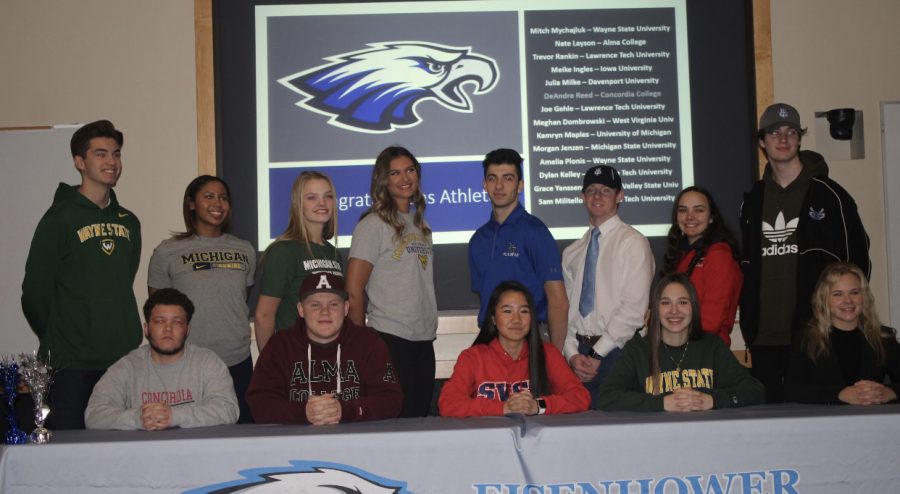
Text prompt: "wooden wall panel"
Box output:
[[753, 0, 773, 175], [195, 0, 215, 176]]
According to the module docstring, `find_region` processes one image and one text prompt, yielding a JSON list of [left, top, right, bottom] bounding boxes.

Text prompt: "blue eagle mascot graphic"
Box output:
[[184, 461, 414, 493], [278, 41, 499, 133]]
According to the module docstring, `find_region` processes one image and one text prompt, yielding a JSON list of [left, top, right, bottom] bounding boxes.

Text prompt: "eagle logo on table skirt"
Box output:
[[278, 41, 499, 133], [185, 461, 414, 493]]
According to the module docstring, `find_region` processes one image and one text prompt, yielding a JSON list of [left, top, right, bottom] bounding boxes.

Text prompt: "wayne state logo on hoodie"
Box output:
[[761, 211, 799, 256]]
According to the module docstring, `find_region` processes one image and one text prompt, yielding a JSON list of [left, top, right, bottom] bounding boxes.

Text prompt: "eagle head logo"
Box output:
[[279, 41, 499, 133], [185, 461, 413, 494]]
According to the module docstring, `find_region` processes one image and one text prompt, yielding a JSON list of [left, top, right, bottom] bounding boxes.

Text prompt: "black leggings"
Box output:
[[229, 356, 254, 423], [378, 332, 435, 417]]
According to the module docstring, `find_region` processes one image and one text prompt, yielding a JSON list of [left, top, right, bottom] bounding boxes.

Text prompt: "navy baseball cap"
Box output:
[[582, 165, 622, 192]]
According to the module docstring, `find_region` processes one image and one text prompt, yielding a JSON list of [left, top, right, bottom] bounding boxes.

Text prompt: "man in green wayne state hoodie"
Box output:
[[22, 120, 142, 429]]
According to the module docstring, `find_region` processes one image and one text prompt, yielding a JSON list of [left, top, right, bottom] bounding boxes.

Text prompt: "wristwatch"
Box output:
[[536, 398, 547, 415], [588, 349, 603, 361]]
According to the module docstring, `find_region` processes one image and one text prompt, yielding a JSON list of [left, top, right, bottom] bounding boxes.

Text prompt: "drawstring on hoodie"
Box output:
[[307, 343, 342, 395], [336, 344, 342, 394]]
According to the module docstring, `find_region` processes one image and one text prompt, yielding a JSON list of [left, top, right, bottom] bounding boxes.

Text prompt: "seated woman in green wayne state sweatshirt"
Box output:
[[595, 273, 764, 411]]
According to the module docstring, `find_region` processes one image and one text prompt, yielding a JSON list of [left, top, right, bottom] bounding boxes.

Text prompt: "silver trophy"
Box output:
[[17, 352, 54, 444]]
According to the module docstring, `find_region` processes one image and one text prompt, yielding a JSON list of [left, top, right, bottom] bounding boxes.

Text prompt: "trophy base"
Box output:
[[28, 427, 52, 444]]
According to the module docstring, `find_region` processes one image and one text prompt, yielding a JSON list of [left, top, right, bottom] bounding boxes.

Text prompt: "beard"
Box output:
[[147, 335, 186, 357]]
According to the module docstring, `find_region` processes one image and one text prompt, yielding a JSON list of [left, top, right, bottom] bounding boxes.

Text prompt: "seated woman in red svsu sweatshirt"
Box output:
[[439, 280, 590, 417]]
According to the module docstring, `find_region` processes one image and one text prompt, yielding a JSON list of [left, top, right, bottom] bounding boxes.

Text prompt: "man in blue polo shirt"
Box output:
[[468, 148, 569, 349]]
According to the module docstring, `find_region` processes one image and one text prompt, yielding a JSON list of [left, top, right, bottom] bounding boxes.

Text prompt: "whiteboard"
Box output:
[[882, 102, 900, 329], [0, 126, 81, 355]]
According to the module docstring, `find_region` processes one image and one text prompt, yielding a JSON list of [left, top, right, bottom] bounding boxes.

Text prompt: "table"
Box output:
[[1, 404, 898, 493]]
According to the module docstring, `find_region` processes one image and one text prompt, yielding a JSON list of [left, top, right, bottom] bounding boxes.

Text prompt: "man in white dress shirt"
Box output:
[[562, 165, 654, 405]]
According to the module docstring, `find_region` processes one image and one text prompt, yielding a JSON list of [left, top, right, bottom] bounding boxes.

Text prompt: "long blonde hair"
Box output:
[[362, 146, 430, 239], [275, 171, 338, 255], [804, 262, 886, 364]]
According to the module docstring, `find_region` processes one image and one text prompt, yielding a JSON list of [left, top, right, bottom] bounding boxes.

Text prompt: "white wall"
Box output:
[[0, 127, 80, 353], [0, 0, 197, 352], [769, 0, 900, 323]]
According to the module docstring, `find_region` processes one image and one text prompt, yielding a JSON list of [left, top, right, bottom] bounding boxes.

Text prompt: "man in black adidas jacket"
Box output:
[[740, 103, 870, 403]]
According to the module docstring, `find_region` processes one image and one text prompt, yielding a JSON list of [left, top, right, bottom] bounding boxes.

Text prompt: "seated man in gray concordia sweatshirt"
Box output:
[[85, 288, 238, 430]]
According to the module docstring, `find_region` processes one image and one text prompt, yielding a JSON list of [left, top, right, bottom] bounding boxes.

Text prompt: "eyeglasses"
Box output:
[[767, 128, 800, 140]]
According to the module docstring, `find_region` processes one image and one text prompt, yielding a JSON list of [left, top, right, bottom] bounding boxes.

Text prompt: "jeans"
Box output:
[[46, 369, 106, 430], [578, 340, 622, 408], [749, 345, 790, 403]]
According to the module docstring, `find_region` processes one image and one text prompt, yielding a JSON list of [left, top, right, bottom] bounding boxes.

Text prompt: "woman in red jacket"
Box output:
[[661, 187, 742, 346], [439, 281, 590, 417]]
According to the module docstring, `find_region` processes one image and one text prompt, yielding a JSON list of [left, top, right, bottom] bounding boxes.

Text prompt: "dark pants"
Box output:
[[379, 332, 435, 418], [229, 356, 254, 424], [750, 345, 791, 403], [578, 341, 622, 408], [46, 369, 105, 430], [1, 392, 36, 439]]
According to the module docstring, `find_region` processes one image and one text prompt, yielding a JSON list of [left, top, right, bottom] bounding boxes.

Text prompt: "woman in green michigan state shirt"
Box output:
[[255, 171, 343, 352], [595, 273, 764, 411]]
